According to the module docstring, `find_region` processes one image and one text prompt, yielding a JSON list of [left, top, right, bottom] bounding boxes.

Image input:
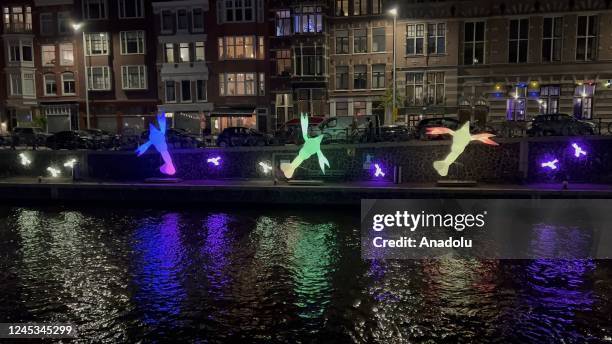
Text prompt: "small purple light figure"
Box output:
[[541, 159, 559, 170], [572, 143, 587, 158], [136, 113, 176, 176], [207, 156, 221, 166], [374, 164, 385, 178]]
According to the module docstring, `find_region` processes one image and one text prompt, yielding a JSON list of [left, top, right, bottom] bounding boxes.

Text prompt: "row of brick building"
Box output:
[[2, 0, 612, 135]]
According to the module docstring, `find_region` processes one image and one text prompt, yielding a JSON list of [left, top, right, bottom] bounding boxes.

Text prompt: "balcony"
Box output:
[[3, 22, 32, 34]]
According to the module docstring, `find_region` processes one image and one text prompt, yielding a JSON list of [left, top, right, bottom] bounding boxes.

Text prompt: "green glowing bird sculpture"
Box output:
[[281, 114, 330, 179]]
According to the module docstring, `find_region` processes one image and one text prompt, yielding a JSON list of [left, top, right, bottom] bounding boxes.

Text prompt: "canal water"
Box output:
[[0, 206, 611, 343]]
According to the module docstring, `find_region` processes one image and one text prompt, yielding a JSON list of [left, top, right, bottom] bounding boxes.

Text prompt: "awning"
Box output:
[[210, 108, 256, 117]]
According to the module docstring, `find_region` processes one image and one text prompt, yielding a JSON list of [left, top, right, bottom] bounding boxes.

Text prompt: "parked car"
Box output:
[[216, 127, 272, 147], [526, 114, 596, 137], [140, 128, 204, 148], [379, 124, 411, 142], [11, 127, 51, 147], [275, 117, 325, 145], [414, 117, 461, 140], [46, 130, 95, 150], [310, 115, 381, 144], [84, 129, 117, 149]]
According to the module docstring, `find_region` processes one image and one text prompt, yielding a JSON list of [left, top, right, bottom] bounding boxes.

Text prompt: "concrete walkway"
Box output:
[[1, 177, 612, 205]]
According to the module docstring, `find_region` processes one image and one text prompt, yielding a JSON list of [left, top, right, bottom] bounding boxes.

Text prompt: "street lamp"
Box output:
[[388, 7, 398, 125], [72, 22, 90, 129]]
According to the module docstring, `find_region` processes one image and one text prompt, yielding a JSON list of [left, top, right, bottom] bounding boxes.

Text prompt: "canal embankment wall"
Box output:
[[1, 136, 611, 184]]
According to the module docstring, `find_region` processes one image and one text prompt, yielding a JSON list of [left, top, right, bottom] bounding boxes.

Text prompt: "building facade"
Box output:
[[152, 0, 212, 133]]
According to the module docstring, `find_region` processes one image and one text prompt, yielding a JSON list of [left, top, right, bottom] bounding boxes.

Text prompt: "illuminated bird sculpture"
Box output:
[[541, 159, 559, 170], [136, 113, 176, 176], [427, 121, 499, 177], [281, 114, 330, 179]]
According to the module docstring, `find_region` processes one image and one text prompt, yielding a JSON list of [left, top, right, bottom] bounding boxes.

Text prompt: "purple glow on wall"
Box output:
[[571, 143, 587, 158], [541, 159, 559, 170], [207, 156, 222, 166], [373, 163, 385, 178]]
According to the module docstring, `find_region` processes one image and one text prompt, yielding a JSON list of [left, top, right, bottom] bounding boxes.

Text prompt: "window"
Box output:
[[336, 0, 348, 16], [85, 32, 109, 55], [181, 80, 191, 101], [276, 49, 291, 75], [22, 73, 35, 96], [507, 86, 527, 121], [62, 73, 75, 95], [372, 27, 385, 52], [164, 43, 174, 63], [428, 23, 446, 54], [276, 10, 291, 36], [464, 21, 485, 65], [179, 43, 190, 62], [542, 17, 562, 62], [406, 73, 424, 106], [354, 101, 366, 116], [165, 81, 176, 102], [336, 102, 348, 116], [509, 19, 529, 63], [336, 30, 349, 54], [22, 41, 33, 61], [119, 0, 143, 18], [177, 9, 188, 31], [83, 0, 107, 20], [539, 85, 560, 114], [195, 42, 205, 62], [574, 84, 595, 119], [161, 10, 173, 32], [372, 64, 385, 88], [218, 36, 263, 59], [275, 93, 293, 126], [42, 45, 56, 66], [354, 29, 367, 53], [8, 41, 20, 62], [196, 80, 207, 101], [3, 6, 32, 32], [426, 72, 445, 105], [354, 65, 367, 89], [9, 74, 21, 95], [40, 13, 53, 35], [336, 66, 348, 90], [88, 66, 111, 90], [224, 0, 254, 22], [193, 8, 204, 31], [44, 74, 57, 95], [577, 16, 598, 61], [406, 24, 424, 55], [294, 46, 324, 76], [120, 31, 144, 54], [293, 6, 323, 33], [60, 43, 74, 65], [58, 12, 69, 34], [372, 0, 382, 14], [121, 65, 146, 89], [354, 0, 367, 15], [219, 73, 257, 96]]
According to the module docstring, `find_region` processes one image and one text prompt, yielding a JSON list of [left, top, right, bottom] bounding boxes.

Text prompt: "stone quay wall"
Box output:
[[1, 136, 611, 184]]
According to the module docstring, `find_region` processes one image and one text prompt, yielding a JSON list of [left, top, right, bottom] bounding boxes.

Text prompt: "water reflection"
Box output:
[[0, 206, 611, 343]]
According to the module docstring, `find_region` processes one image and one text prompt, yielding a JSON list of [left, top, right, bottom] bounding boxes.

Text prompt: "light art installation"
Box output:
[[427, 122, 499, 177], [64, 159, 77, 168], [572, 143, 587, 158], [280, 114, 330, 179], [259, 161, 273, 174], [47, 166, 61, 177], [373, 163, 385, 178], [136, 113, 176, 176], [541, 159, 559, 170], [19, 153, 31, 166], [207, 156, 221, 166]]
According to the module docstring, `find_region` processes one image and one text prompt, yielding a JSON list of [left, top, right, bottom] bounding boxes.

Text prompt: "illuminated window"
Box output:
[[195, 42, 205, 62], [85, 32, 109, 55], [179, 43, 190, 62], [293, 6, 323, 33], [164, 43, 174, 63], [276, 10, 291, 36], [218, 36, 263, 59], [219, 73, 259, 96], [41, 45, 56, 66], [276, 49, 291, 75]]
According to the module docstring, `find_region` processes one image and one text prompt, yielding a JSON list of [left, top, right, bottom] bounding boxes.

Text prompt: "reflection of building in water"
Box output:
[[132, 213, 185, 326]]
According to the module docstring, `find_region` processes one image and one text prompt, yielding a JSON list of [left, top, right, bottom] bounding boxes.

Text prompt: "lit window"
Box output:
[[275, 10, 291, 36], [85, 32, 109, 55], [218, 36, 263, 59], [59, 43, 74, 65], [293, 6, 323, 33], [41, 45, 56, 66], [195, 41, 205, 62], [179, 43, 190, 62], [164, 43, 174, 63], [219, 73, 257, 96]]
